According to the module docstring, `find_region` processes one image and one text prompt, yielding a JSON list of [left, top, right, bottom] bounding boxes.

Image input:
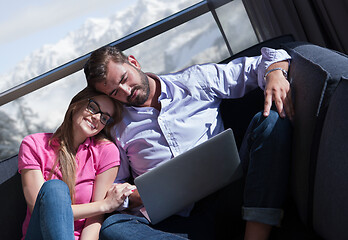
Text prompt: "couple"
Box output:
[[19, 45, 293, 240]]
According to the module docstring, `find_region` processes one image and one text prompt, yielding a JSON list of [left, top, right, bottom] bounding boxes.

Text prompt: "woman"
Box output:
[[18, 87, 135, 240]]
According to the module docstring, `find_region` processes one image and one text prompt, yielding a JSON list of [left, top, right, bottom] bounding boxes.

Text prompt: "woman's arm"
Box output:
[[77, 167, 136, 240], [78, 166, 118, 240], [21, 169, 45, 213]]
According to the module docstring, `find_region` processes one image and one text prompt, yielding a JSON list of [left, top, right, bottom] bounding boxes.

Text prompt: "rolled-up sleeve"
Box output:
[[197, 48, 291, 100], [257, 47, 291, 89]]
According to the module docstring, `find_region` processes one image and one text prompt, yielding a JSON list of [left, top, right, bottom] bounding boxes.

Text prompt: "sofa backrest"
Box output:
[[282, 42, 348, 239], [313, 76, 348, 240]]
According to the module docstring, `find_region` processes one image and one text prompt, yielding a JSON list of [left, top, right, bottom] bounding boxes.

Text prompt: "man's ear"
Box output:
[[128, 55, 141, 69]]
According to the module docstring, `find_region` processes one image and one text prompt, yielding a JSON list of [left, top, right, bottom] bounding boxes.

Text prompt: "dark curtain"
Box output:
[[242, 0, 348, 54]]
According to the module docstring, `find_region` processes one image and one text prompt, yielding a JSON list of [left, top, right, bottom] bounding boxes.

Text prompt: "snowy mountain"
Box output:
[[1, 0, 198, 89]]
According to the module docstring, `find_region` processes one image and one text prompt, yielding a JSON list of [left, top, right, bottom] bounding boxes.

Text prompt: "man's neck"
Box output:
[[150, 76, 162, 111], [144, 74, 161, 111]]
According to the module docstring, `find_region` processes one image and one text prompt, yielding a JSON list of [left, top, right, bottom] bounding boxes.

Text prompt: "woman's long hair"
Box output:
[[48, 87, 122, 203]]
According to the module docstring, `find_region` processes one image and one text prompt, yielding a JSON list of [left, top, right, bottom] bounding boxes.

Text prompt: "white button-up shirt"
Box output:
[[114, 47, 291, 183]]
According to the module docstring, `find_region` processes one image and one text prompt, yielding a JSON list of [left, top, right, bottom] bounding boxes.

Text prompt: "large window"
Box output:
[[0, 0, 258, 161], [124, 12, 230, 75], [0, 0, 201, 93], [216, 0, 258, 53]]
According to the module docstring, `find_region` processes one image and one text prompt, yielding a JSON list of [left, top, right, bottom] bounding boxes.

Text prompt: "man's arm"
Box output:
[[263, 60, 294, 120], [195, 47, 292, 112], [255, 47, 293, 120]]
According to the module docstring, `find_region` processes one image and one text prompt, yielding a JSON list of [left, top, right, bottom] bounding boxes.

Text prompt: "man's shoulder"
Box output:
[[159, 63, 218, 77]]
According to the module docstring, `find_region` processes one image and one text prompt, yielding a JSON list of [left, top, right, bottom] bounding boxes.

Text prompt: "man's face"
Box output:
[[95, 60, 150, 107]]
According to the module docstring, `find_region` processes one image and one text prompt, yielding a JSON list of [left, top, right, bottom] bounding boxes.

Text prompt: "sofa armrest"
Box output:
[[0, 155, 26, 240]]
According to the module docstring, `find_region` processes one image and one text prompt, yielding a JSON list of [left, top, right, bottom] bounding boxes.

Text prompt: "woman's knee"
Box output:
[[38, 180, 71, 204]]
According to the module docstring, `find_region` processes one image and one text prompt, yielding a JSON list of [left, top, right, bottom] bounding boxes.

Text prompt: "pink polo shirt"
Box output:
[[18, 133, 120, 240]]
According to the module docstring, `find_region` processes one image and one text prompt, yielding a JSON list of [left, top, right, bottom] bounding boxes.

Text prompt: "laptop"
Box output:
[[134, 128, 243, 224]]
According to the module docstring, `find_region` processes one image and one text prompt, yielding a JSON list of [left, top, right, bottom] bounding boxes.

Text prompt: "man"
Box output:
[[84, 45, 293, 240]]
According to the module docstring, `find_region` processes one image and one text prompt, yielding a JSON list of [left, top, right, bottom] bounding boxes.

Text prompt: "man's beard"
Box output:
[[127, 68, 150, 107]]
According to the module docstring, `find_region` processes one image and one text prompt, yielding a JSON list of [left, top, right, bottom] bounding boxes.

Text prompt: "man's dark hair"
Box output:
[[84, 46, 128, 88]]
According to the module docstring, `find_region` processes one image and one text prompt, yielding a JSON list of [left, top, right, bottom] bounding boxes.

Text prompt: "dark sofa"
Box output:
[[1, 35, 348, 240], [220, 36, 348, 240]]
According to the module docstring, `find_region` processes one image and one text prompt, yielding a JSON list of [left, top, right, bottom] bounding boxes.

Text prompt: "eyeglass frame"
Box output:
[[86, 99, 114, 125]]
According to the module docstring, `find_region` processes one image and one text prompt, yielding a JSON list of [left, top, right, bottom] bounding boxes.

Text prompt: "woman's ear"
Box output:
[[127, 55, 141, 69]]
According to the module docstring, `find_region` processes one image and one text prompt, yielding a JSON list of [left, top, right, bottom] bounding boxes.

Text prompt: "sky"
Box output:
[[0, 0, 137, 75]]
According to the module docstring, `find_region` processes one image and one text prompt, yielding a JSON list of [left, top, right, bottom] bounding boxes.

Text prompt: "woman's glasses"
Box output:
[[86, 99, 113, 125]]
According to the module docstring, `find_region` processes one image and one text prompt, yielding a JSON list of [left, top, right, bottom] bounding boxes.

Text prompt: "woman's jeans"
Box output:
[[25, 180, 75, 240], [100, 110, 292, 239]]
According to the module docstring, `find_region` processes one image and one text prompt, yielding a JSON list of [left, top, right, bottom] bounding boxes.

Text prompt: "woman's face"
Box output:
[[72, 95, 114, 139]]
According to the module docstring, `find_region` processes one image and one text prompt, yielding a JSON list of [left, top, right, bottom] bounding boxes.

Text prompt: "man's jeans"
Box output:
[[100, 110, 292, 239], [239, 110, 292, 226], [25, 180, 75, 240], [100, 214, 188, 240]]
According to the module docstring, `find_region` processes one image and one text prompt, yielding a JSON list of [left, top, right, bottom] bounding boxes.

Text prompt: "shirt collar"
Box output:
[[146, 72, 168, 101], [83, 137, 92, 148], [77, 137, 93, 152]]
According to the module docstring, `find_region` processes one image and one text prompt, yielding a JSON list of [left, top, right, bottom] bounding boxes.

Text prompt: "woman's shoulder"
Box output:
[[22, 133, 53, 144], [89, 138, 120, 169], [19, 133, 55, 168], [20, 133, 55, 154]]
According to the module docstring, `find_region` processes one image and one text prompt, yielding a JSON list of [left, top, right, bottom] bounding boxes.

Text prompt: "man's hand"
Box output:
[[263, 61, 294, 120]]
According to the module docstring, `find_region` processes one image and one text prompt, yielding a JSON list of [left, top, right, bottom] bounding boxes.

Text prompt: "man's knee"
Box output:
[[267, 110, 292, 138], [100, 214, 149, 240], [254, 110, 278, 124], [253, 110, 291, 133]]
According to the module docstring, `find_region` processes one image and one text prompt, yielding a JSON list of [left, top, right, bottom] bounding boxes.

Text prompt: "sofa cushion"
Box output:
[[313, 77, 348, 240]]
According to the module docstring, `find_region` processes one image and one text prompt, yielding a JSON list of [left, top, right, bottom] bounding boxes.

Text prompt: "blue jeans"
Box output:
[[100, 110, 292, 239], [25, 180, 75, 240], [239, 110, 292, 226], [100, 214, 187, 240]]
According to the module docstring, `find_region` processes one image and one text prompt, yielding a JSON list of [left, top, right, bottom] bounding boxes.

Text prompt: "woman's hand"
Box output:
[[103, 183, 136, 213]]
